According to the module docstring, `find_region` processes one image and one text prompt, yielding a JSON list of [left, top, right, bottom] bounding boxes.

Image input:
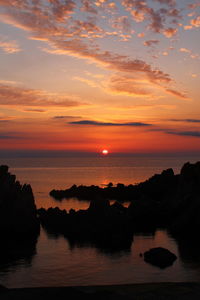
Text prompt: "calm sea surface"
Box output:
[[0, 154, 200, 287]]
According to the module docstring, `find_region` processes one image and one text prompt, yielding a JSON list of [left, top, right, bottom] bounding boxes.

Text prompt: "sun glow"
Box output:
[[102, 149, 109, 155]]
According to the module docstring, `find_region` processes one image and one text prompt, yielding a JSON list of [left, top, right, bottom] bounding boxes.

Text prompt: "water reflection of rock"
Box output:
[[0, 237, 38, 270], [174, 237, 200, 264]]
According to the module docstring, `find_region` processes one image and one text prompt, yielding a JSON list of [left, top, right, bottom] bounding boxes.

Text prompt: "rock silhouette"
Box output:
[[144, 247, 177, 268], [49, 162, 200, 241], [0, 165, 39, 269], [0, 165, 40, 237], [38, 199, 133, 252], [2, 161, 200, 268], [50, 183, 135, 202]]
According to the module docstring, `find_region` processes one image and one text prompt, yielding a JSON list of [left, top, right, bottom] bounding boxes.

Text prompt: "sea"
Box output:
[[0, 154, 200, 288]]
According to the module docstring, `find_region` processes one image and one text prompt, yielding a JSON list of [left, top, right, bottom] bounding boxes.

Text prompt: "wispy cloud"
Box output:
[[166, 88, 189, 100], [0, 133, 23, 139], [107, 74, 154, 96], [170, 119, 200, 123], [69, 120, 152, 126], [0, 0, 187, 99], [23, 108, 47, 113], [0, 84, 88, 107], [53, 115, 82, 120], [166, 131, 200, 138], [0, 35, 22, 53]]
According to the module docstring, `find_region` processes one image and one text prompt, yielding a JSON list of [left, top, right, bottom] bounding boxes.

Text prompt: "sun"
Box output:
[[102, 149, 109, 155]]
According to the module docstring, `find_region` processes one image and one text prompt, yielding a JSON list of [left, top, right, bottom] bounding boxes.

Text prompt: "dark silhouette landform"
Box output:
[[50, 182, 135, 202], [0, 165, 39, 267], [37, 161, 200, 266], [1, 162, 200, 270], [49, 161, 200, 236]]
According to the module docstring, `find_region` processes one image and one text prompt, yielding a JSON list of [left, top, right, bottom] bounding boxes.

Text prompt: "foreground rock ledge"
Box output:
[[1, 283, 200, 300]]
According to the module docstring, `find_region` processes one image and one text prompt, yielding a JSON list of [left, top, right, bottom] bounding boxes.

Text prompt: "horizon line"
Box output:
[[0, 149, 200, 158]]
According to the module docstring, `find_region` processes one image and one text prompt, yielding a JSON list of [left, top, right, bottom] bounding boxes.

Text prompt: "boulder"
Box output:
[[144, 247, 177, 268]]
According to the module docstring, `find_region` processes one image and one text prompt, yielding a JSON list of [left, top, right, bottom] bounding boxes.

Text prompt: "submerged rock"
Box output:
[[144, 247, 177, 268]]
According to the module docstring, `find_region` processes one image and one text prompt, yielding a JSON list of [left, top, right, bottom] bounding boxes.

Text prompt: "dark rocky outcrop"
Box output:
[[50, 183, 136, 202], [38, 200, 133, 253], [126, 162, 200, 237], [0, 165, 40, 237], [49, 162, 200, 239], [144, 247, 177, 268], [169, 162, 200, 237]]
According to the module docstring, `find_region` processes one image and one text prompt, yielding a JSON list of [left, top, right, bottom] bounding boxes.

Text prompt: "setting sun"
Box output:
[[102, 149, 109, 155]]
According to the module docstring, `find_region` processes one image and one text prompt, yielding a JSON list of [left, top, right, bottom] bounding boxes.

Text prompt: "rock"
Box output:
[[144, 247, 177, 268], [49, 161, 200, 242], [168, 162, 200, 237], [0, 165, 40, 237], [88, 197, 110, 215], [110, 201, 127, 213], [38, 198, 133, 253]]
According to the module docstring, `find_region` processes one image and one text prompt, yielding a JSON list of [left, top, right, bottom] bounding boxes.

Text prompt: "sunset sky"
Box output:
[[0, 0, 200, 154]]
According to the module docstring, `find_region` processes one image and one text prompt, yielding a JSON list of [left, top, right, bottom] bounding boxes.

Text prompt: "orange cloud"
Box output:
[[190, 16, 200, 27], [106, 74, 153, 96], [0, 84, 88, 107], [179, 47, 191, 53], [0, 0, 188, 101], [163, 28, 178, 38], [166, 88, 189, 100], [0, 35, 22, 53]]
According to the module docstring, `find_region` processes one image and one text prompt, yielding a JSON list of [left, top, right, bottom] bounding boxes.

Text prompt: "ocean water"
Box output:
[[0, 154, 200, 288]]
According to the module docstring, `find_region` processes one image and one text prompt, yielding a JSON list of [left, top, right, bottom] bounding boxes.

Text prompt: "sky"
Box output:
[[0, 0, 200, 154]]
